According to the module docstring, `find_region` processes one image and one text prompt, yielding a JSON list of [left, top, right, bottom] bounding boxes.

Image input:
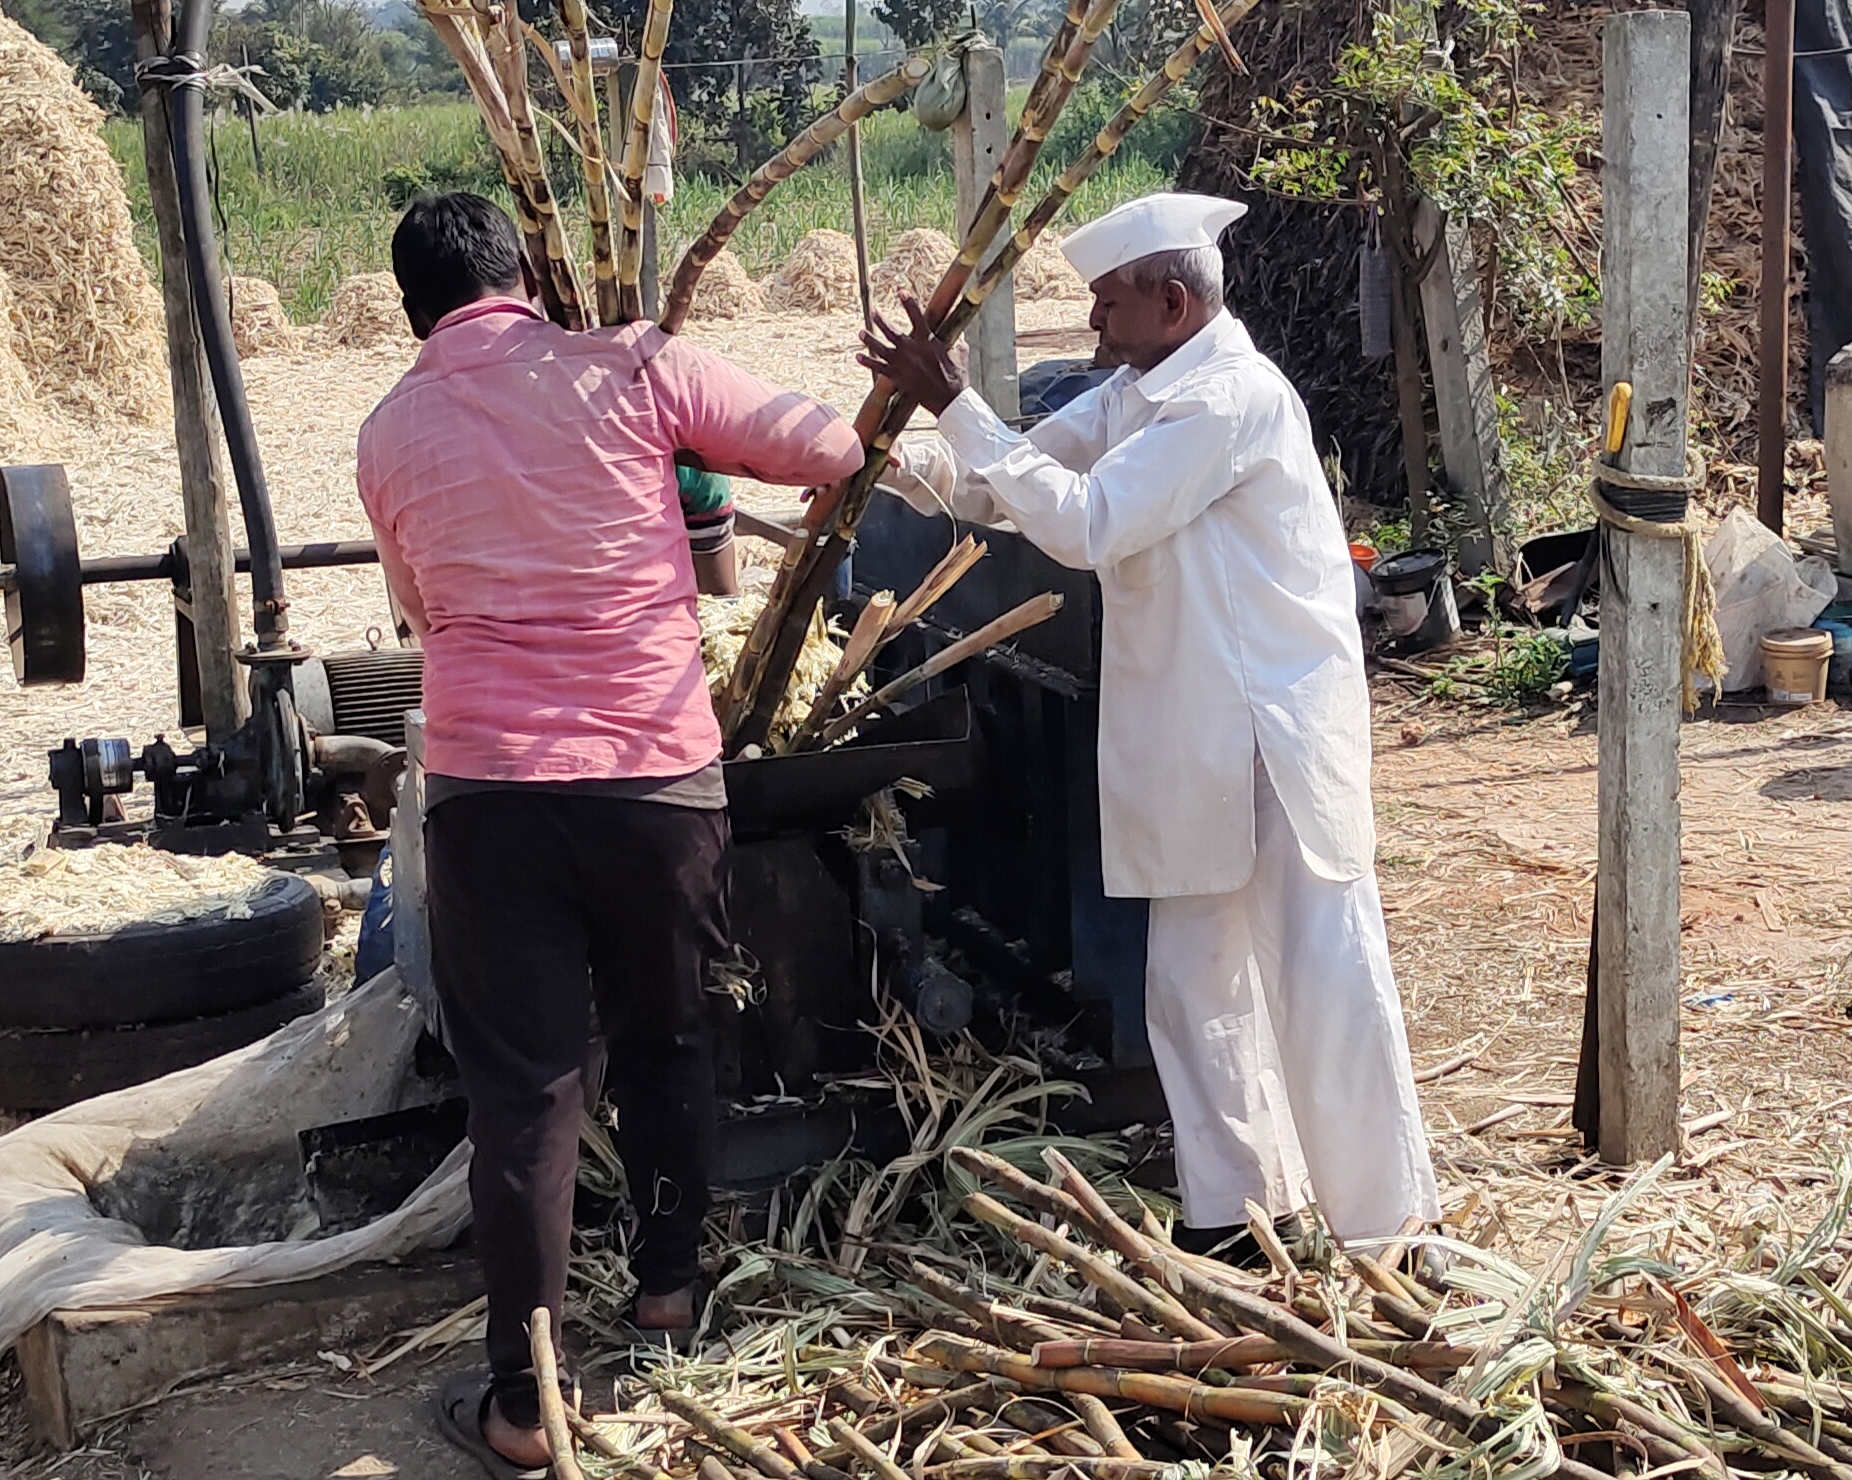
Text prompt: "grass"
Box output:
[[103, 92, 1177, 323]]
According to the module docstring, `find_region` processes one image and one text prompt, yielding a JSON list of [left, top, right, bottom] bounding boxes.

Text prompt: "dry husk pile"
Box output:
[[0, 13, 167, 425], [0, 269, 49, 455], [765, 229, 863, 315], [1014, 230, 1090, 303], [317, 273, 414, 350], [672, 247, 767, 322], [870, 228, 957, 314], [0, 841, 272, 943], [226, 275, 303, 358], [505, 1002, 1852, 1480]]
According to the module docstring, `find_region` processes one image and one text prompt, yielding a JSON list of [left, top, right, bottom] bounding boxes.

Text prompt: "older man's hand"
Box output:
[[856, 294, 969, 417]]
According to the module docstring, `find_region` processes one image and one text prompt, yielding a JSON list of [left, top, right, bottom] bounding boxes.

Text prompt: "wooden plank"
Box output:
[[1758, 0, 1796, 533], [1828, 346, 1852, 574], [1414, 198, 1510, 575], [844, 0, 872, 332], [18, 1250, 480, 1448], [132, 0, 244, 740], [951, 41, 1020, 420], [1596, 9, 1690, 1165], [1686, 0, 1740, 340]]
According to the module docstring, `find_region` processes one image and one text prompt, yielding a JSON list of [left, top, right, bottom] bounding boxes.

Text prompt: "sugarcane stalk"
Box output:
[[1672, 1362, 1852, 1480], [614, 0, 672, 319], [827, 1418, 912, 1480], [926, 1452, 1170, 1474], [816, 595, 1065, 748], [556, 0, 619, 325], [721, 0, 1266, 750], [1031, 1335, 1474, 1373], [908, 1260, 1070, 1348], [1021, 1293, 1119, 1336], [960, 1188, 1219, 1345], [529, 1307, 586, 1480], [914, 1335, 1307, 1428], [884, 535, 986, 636], [563, 1407, 635, 1463], [1554, 1384, 1729, 1480], [480, 10, 586, 326], [994, 1397, 1104, 1458], [1070, 1396, 1141, 1461], [810, 1383, 996, 1467], [787, 590, 893, 751], [658, 1387, 803, 1480], [701, 1457, 750, 1480], [661, 55, 931, 335]]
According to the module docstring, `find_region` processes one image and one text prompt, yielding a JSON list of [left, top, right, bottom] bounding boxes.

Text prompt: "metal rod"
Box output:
[[1758, 0, 1796, 533], [59, 540, 382, 587], [845, 0, 872, 333]]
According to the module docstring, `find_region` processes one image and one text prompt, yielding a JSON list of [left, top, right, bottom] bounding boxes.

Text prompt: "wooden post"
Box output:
[[133, 0, 244, 740], [951, 40, 1019, 420], [844, 0, 873, 332], [1686, 0, 1739, 343], [1758, 0, 1796, 534], [1827, 346, 1852, 574], [1414, 198, 1509, 574], [1595, 9, 1690, 1165]]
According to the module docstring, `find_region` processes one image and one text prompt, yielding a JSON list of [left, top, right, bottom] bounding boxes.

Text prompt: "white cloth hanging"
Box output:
[[645, 73, 676, 205]]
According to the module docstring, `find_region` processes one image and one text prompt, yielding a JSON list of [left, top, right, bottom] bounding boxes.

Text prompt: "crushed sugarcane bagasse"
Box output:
[[0, 842, 273, 943]]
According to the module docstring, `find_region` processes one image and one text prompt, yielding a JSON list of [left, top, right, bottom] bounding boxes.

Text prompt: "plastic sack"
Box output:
[[915, 53, 966, 131], [0, 969, 470, 1351], [1704, 508, 1837, 690]]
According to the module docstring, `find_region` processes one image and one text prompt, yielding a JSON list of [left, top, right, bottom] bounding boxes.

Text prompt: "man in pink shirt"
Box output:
[[356, 194, 863, 1476]]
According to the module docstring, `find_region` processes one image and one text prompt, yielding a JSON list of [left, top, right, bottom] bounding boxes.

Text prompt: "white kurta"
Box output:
[[888, 311, 1439, 1238], [900, 311, 1375, 899]]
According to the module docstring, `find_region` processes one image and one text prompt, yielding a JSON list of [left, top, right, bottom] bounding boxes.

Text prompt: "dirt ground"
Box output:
[[6, 315, 1852, 1475]]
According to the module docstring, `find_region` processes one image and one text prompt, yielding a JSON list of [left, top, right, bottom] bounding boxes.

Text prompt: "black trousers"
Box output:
[[425, 790, 729, 1428]]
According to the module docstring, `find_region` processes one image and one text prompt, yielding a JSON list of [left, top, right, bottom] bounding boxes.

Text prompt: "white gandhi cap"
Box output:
[[1058, 191, 1249, 286]]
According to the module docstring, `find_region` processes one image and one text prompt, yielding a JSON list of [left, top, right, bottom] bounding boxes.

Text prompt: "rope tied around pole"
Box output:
[[136, 51, 281, 114], [1587, 446, 1726, 714]]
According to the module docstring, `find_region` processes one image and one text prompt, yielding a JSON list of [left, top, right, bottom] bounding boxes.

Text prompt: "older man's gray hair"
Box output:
[[1122, 244, 1224, 303]]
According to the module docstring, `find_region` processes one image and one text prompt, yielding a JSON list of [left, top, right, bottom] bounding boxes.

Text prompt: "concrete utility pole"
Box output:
[[951, 39, 1019, 420], [1595, 9, 1691, 1164]]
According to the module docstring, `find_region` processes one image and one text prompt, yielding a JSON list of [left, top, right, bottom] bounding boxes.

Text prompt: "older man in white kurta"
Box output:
[[864, 193, 1439, 1243]]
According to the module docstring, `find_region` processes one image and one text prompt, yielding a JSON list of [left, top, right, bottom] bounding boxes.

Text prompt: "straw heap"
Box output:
[[765, 230, 863, 315], [0, 268, 49, 457], [226, 276, 303, 358], [0, 13, 168, 425], [870, 228, 958, 315], [698, 591, 847, 751], [317, 273, 414, 350], [1014, 230, 1090, 302], [671, 248, 766, 322]]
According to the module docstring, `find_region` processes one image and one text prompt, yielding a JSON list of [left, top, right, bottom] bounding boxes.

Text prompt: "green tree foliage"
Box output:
[[1247, 0, 1594, 337], [214, 0, 391, 112], [602, 0, 821, 174], [1, 0, 136, 109]]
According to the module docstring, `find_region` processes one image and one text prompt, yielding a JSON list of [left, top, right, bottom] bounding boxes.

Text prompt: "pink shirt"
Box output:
[[355, 298, 863, 782]]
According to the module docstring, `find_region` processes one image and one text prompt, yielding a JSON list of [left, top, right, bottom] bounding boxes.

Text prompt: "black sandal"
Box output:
[[435, 1371, 551, 1480]]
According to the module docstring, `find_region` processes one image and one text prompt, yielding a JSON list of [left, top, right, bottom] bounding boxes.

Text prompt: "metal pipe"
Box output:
[[1758, 0, 1796, 534], [166, 0, 291, 645], [72, 540, 381, 586]]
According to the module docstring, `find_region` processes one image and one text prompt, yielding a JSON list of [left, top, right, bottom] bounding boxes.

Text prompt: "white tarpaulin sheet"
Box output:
[[0, 968, 471, 1352]]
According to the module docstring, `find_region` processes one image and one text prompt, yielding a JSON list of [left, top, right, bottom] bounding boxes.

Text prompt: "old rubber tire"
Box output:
[[0, 871, 324, 1029], [0, 979, 327, 1111]]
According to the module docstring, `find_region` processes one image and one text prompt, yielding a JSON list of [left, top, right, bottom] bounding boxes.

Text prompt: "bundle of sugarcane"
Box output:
[[415, 0, 586, 329], [543, 1137, 1852, 1480], [716, 0, 1267, 756]]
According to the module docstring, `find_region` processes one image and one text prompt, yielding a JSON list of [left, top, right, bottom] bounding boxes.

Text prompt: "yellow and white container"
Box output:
[[1761, 627, 1833, 704]]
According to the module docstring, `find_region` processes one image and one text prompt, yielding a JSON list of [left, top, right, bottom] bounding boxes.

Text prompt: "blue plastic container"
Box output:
[[1813, 616, 1852, 692]]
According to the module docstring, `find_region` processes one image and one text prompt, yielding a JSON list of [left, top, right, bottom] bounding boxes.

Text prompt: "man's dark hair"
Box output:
[[391, 193, 524, 326]]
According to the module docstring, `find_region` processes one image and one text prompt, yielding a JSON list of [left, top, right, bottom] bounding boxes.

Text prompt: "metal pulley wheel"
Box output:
[[0, 464, 83, 684], [260, 685, 311, 828]]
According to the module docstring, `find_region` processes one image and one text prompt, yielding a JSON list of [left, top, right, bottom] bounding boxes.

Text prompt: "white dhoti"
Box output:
[[1145, 768, 1440, 1241]]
